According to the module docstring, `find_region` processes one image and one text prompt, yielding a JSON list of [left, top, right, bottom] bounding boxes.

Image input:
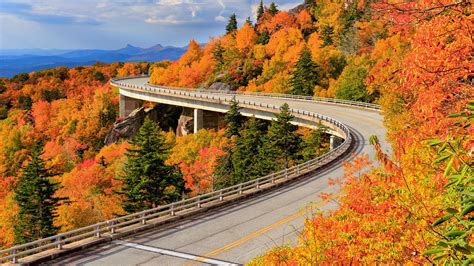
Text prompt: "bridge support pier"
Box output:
[[119, 95, 143, 118], [194, 108, 203, 133], [330, 135, 343, 150]]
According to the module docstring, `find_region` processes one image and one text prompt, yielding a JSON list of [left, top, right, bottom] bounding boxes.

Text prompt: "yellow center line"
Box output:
[[186, 192, 342, 265]]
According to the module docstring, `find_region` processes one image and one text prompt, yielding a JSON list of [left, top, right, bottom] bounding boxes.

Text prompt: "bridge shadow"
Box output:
[[49, 127, 368, 265]]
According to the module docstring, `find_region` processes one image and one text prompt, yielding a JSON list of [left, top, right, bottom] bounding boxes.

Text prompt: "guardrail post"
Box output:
[[108, 221, 115, 234], [296, 164, 300, 174], [96, 225, 101, 237], [271, 173, 275, 184], [285, 169, 289, 179], [12, 249, 17, 263], [219, 191, 223, 201], [256, 180, 260, 189], [141, 213, 146, 225], [56, 236, 62, 250], [171, 204, 175, 216], [197, 197, 201, 208], [239, 185, 243, 194]]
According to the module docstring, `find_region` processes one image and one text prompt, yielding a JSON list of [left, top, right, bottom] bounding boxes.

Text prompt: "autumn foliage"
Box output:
[[0, 63, 127, 246], [148, 0, 379, 99], [250, 0, 473, 264], [0, 1, 472, 262]]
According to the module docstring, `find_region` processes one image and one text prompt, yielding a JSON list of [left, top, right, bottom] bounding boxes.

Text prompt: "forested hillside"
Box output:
[[149, 0, 385, 102], [0, 62, 229, 246], [0, 63, 138, 245]]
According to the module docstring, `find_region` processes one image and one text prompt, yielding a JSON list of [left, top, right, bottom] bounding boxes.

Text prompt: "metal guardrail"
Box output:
[[0, 76, 359, 264], [112, 75, 381, 111]]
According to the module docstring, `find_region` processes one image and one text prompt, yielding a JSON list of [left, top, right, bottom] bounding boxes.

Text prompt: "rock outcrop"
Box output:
[[104, 104, 181, 145], [176, 108, 194, 137], [104, 107, 148, 145], [207, 82, 236, 92], [288, 3, 311, 16]]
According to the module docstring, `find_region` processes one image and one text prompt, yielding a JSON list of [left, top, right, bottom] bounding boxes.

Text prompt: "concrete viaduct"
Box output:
[[118, 77, 357, 148], [1, 76, 387, 265]]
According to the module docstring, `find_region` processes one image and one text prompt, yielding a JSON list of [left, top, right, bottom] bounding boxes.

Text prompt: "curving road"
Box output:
[[49, 77, 388, 265]]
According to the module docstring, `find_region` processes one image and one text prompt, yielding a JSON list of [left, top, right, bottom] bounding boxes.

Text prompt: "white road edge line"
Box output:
[[113, 240, 241, 266]]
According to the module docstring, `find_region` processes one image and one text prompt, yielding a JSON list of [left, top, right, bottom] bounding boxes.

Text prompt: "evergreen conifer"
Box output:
[[233, 117, 268, 183], [224, 97, 244, 138], [300, 124, 329, 162], [226, 14, 238, 34], [290, 46, 320, 96], [268, 2, 279, 16], [119, 117, 185, 213], [245, 17, 253, 26], [257, 0, 265, 22], [14, 146, 63, 244], [265, 103, 302, 169]]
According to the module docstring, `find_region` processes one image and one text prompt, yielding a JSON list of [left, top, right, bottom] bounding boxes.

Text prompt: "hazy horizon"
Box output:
[[0, 0, 300, 50]]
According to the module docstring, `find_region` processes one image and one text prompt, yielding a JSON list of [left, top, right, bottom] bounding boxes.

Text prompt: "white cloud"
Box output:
[[158, 0, 184, 6], [145, 13, 195, 25], [216, 0, 226, 9], [214, 15, 225, 22]]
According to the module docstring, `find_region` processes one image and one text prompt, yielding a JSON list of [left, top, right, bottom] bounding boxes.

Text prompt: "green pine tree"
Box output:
[[213, 42, 225, 69], [245, 17, 253, 26], [290, 46, 320, 96], [213, 144, 235, 190], [268, 2, 279, 16], [225, 96, 244, 138], [257, 30, 270, 45], [14, 146, 63, 244], [299, 123, 329, 162], [265, 103, 302, 169], [226, 14, 238, 34], [214, 97, 245, 189], [119, 117, 185, 213], [233, 117, 268, 183], [254, 135, 280, 177], [257, 0, 265, 22], [321, 25, 334, 47]]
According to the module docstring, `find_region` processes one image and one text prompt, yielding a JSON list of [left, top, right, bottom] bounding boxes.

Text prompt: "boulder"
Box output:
[[208, 82, 236, 92]]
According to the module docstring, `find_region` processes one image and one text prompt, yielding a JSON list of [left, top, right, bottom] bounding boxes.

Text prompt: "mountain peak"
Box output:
[[148, 44, 164, 50], [115, 44, 142, 55]]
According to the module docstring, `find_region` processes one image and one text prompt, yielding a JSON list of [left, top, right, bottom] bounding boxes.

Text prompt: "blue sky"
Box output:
[[0, 0, 300, 50]]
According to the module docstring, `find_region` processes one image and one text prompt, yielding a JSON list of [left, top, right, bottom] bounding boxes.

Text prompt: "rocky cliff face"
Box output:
[[288, 3, 311, 16], [104, 107, 149, 145], [104, 104, 181, 145], [176, 108, 194, 137]]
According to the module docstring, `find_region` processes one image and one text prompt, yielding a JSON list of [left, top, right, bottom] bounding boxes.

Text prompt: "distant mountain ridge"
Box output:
[[0, 44, 187, 78]]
